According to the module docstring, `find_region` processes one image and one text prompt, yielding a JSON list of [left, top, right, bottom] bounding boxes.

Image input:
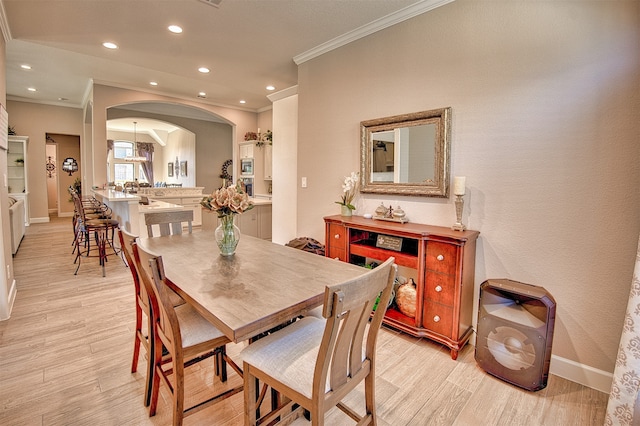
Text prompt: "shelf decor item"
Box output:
[[336, 171, 359, 216], [201, 183, 254, 256], [452, 176, 467, 231]]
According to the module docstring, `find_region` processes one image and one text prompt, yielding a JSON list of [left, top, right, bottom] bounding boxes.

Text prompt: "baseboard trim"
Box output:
[[550, 354, 613, 394], [30, 217, 51, 223], [0, 278, 16, 321]]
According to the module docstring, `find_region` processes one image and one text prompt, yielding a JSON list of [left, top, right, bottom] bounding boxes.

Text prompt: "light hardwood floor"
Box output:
[[0, 215, 608, 425]]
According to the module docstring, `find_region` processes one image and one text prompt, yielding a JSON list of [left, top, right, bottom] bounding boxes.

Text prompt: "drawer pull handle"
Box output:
[[437, 254, 444, 261], [334, 234, 340, 239], [433, 315, 441, 323], [435, 285, 442, 292]]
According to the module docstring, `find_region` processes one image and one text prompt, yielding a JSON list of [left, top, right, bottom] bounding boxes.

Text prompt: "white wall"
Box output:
[[270, 88, 298, 245], [295, 0, 640, 390]]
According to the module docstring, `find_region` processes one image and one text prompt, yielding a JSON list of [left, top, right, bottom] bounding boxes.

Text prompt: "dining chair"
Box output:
[[118, 228, 185, 408], [132, 242, 243, 426], [144, 210, 193, 237], [240, 257, 397, 426]]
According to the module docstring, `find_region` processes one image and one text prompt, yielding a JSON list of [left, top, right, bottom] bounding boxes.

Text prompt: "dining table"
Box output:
[[137, 230, 367, 343]]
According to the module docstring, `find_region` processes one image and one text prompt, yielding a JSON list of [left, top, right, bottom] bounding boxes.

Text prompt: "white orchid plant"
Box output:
[[335, 171, 359, 211]]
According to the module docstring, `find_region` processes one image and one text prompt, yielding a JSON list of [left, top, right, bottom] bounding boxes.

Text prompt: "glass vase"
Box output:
[[215, 214, 240, 256]]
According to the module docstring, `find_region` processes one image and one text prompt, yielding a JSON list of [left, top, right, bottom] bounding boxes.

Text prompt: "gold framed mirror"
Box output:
[[360, 107, 451, 197]]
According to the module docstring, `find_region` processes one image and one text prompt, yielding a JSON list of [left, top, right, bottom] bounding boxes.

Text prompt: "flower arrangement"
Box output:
[[335, 171, 359, 211], [244, 131, 258, 141], [252, 129, 273, 147], [201, 183, 254, 218]]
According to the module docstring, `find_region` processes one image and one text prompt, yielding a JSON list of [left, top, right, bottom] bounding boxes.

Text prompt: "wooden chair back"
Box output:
[[145, 210, 193, 237], [132, 243, 184, 360], [316, 257, 396, 421], [118, 229, 148, 311]]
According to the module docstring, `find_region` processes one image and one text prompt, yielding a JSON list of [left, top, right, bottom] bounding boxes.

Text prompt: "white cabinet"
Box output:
[[181, 196, 203, 227], [8, 136, 29, 225], [237, 203, 271, 240], [239, 142, 254, 159], [264, 144, 272, 180]]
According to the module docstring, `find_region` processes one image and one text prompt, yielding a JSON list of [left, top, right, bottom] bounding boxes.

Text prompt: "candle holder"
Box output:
[[452, 194, 466, 231]]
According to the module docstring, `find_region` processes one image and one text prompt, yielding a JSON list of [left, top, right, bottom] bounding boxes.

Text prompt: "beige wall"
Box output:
[[296, 0, 640, 388], [6, 102, 84, 222]]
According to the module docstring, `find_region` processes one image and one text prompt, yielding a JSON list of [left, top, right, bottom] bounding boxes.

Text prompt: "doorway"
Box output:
[[46, 133, 81, 218]]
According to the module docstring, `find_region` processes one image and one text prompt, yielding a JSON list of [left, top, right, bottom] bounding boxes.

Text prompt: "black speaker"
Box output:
[[475, 279, 556, 391]]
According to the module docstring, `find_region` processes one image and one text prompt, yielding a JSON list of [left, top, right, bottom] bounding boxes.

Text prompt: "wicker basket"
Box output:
[[395, 278, 417, 318]]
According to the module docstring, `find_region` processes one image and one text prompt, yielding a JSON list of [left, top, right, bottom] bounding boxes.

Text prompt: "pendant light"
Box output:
[[124, 121, 147, 162]]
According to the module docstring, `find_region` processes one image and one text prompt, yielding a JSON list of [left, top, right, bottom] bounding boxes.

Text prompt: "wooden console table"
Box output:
[[324, 215, 479, 360]]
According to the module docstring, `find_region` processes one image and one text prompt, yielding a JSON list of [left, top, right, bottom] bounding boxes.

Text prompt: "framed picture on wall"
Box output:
[[168, 162, 174, 177], [180, 161, 187, 177]]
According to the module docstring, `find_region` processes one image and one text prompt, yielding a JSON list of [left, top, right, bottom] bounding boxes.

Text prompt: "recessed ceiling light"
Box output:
[[198, 67, 210, 74], [168, 25, 183, 34], [20, 64, 31, 70], [102, 42, 118, 49], [239, 100, 246, 104], [197, 92, 206, 98], [27, 87, 37, 92], [266, 85, 276, 91], [150, 81, 158, 86], [58, 97, 68, 101]]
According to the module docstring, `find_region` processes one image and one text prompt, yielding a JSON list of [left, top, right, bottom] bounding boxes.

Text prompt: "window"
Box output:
[[114, 163, 134, 183], [114, 141, 133, 159]]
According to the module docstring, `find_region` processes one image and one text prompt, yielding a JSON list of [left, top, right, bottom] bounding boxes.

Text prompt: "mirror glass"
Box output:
[[360, 107, 451, 197]]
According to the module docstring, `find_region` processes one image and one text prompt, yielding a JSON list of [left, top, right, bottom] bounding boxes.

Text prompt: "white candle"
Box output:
[[453, 176, 466, 196], [257, 128, 261, 134]]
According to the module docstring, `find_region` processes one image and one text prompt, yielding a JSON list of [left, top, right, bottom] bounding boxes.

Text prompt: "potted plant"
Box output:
[[335, 171, 359, 216]]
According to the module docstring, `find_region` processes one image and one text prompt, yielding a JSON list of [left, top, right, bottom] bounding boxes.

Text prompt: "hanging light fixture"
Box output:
[[124, 121, 147, 162]]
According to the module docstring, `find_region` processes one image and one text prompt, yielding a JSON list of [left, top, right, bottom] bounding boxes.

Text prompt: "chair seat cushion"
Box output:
[[175, 303, 226, 348], [239, 316, 325, 399]]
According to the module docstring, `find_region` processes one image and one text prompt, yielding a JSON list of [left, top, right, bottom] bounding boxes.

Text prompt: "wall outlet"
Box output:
[[301, 177, 307, 188]]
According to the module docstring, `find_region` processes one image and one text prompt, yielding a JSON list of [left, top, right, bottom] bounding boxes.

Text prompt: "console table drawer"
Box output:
[[327, 246, 346, 262], [425, 272, 456, 306], [422, 302, 454, 338], [327, 223, 346, 248], [426, 241, 458, 275]]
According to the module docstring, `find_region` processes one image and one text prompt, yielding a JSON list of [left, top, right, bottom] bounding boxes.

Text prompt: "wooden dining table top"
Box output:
[[137, 230, 366, 343]]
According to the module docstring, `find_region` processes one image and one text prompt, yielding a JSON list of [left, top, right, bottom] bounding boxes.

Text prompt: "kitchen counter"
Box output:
[[93, 189, 142, 234], [139, 199, 184, 213], [92, 189, 140, 202], [250, 197, 272, 206]]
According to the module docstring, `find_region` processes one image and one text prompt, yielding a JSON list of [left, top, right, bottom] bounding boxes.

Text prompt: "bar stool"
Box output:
[[72, 195, 121, 276]]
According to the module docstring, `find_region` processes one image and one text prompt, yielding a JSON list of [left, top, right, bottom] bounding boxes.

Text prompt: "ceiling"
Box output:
[[0, 0, 448, 114]]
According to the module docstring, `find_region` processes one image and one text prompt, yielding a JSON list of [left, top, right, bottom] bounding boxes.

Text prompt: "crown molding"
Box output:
[[267, 85, 298, 103], [293, 0, 455, 65], [0, 0, 12, 43]]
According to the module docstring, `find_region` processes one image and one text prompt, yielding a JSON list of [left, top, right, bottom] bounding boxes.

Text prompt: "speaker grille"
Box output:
[[475, 279, 556, 391]]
